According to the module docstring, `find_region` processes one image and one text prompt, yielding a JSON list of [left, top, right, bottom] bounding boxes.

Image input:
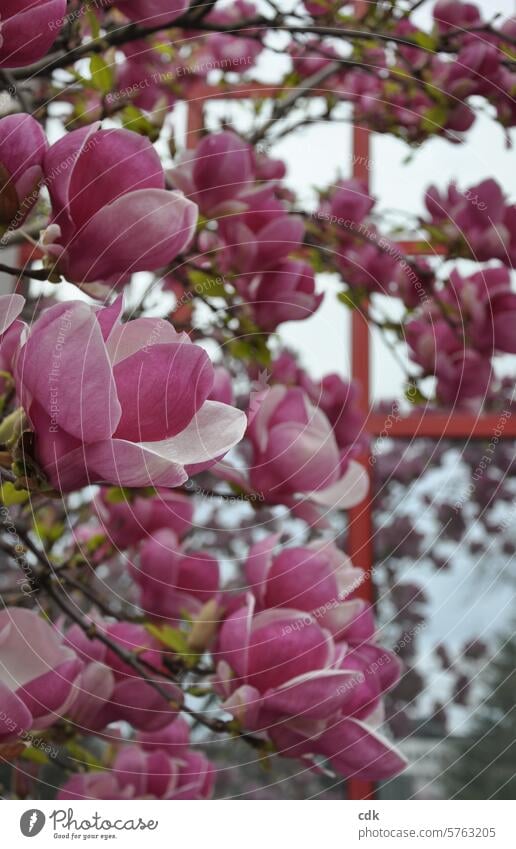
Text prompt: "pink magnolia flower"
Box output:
[[336, 238, 400, 294], [449, 267, 516, 355], [314, 373, 367, 456], [424, 179, 515, 264], [406, 316, 492, 404], [0, 609, 82, 743], [214, 597, 405, 780], [42, 124, 197, 283], [217, 189, 304, 273], [64, 620, 182, 732], [0, 114, 47, 232], [195, 1, 263, 74], [245, 536, 368, 638], [132, 528, 220, 620], [289, 39, 342, 81], [0, 1, 67, 69], [114, 55, 178, 113], [96, 487, 194, 549], [16, 297, 247, 492], [433, 0, 482, 33], [253, 151, 286, 182], [109, 0, 189, 27], [247, 385, 368, 510], [322, 179, 375, 227], [58, 741, 215, 800], [239, 260, 323, 331], [137, 715, 190, 754], [171, 131, 255, 217], [209, 366, 234, 405]]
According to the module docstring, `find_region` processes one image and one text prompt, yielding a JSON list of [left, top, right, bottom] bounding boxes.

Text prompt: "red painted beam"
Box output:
[[347, 35, 377, 794], [367, 410, 516, 439]]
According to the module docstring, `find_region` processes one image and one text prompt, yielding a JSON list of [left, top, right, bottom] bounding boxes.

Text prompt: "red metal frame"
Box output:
[[183, 3, 516, 799]]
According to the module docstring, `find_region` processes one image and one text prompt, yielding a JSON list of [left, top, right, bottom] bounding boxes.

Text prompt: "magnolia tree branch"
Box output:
[[6, 12, 510, 83]]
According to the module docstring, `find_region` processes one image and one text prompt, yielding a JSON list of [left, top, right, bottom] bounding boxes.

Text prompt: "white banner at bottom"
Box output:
[[1, 800, 513, 848]]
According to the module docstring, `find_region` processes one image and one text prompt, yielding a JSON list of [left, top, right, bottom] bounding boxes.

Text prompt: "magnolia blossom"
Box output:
[[15, 297, 247, 491], [0, 1, 66, 69], [406, 266, 516, 403], [238, 260, 323, 331], [318, 180, 399, 293], [217, 189, 304, 274], [245, 536, 369, 639], [96, 488, 194, 549], [0, 114, 47, 232], [0, 609, 82, 743], [58, 740, 214, 800], [424, 179, 516, 265], [433, 0, 482, 32], [132, 528, 220, 620], [214, 597, 405, 780], [195, 1, 263, 75], [42, 125, 197, 283], [247, 385, 368, 510], [65, 621, 182, 732], [111, 0, 189, 27], [171, 131, 255, 216], [115, 52, 179, 113]]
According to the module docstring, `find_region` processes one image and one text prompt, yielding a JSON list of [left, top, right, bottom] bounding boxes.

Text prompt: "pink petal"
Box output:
[[65, 189, 197, 282], [17, 300, 121, 442], [140, 400, 247, 468], [113, 343, 213, 441], [68, 129, 165, 231], [319, 717, 407, 780], [84, 439, 188, 488], [263, 669, 362, 720], [0, 294, 25, 336], [308, 460, 369, 508]]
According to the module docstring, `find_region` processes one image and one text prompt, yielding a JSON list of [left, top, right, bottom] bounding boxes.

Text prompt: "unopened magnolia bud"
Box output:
[[187, 599, 220, 654]]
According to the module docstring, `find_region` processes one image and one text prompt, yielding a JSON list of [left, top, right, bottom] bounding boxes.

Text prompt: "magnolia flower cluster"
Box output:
[[291, 2, 516, 140], [59, 718, 214, 800], [0, 114, 197, 284], [407, 266, 516, 405], [423, 178, 516, 267], [316, 179, 401, 295], [69, 500, 406, 784], [171, 131, 323, 331], [315, 177, 516, 405], [214, 538, 406, 780]]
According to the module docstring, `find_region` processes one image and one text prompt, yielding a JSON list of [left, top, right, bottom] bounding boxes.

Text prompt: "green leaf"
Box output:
[[85, 10, 101, 40], [0, 481, 29, 505], [188, 269, 227, 298], [121, 106, 160, 142], [21, 746, 50, 766], [421, 104, 449, 133], [337, 289, 367, 310], [405, 383, 428, 405], [104, 486, 132, 504], [146, 623, 190, 654], [66, 741, 103, 770], [33, 520, 64, 545], [412, 31, 438, 51], [89, 55, 113, 95]]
